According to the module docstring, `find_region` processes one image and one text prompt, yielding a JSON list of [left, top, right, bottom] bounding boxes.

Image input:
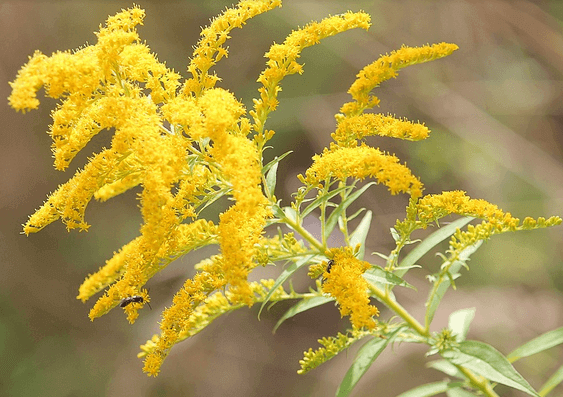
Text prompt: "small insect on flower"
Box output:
[[322, 260, 335, 283], [120, 295, 152, 310]]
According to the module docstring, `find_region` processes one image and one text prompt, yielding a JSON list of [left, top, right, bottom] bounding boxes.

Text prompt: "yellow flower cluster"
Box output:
[[298, 42, 458, 199], [298, 328, 370, 374], [390, 190, 562, 273], [449, 216, 561, 255], [322, 248, 379, 330], [332, 113, 430, 148], [417, 190, 519, 229], [9, 2, 285, 375], [251, 10, 371, 144], [414, 190, 562, 233], [183, 0, 282, 96], [340, 43, 459, 117], [10, 0, 390, 377], [304, 144, 423, 198], [142, 278, 291, 376]]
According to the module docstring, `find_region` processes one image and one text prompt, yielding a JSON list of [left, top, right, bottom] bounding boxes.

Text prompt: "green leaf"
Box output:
[[282, 206, 298, 225], [258, 255, 317, 319], [262, 151, 293, 174], [336, 327, 403, 397], [270, 203, 285, 219], [441, 340, 540, 397], [538, 364, 563, 396], [425, 271, 461, 328], [393, 263, 421, 271], [372, 252, 389, 261], [265, 161, 279, 196], [197, 187, 229, 215], [448, 308, 476, 342], [457, 239, 482, 261], [301, 185, 348, 219], [349, 210, 372, 260], [390, 227, 400, 242], [394, 329, 424, 343], [446, 387, 479, 397], [273, 296, 333, 333], [324, 182, 376, 241], [364, 266, 415, 290], [507, 326, 563, 362], [396, 217, 474, 278], [427, 359, 463, 378], [425, 241, 482, 326], [395, 380, 451, 397], [347, 207, 366, 223]]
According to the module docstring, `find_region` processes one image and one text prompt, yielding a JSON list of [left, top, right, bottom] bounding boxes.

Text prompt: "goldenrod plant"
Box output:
[[9, 2, 563, 396]]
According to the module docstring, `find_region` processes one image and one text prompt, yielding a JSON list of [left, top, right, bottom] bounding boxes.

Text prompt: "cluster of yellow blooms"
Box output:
[[10, 0, 560, 378], [321, 248, 379, 330]]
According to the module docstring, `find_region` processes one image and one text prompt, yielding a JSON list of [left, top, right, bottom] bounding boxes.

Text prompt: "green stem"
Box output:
[[369, 278, 500, 397], [283, 213, 324, 252], [368, 283, 427, 337], [457, 366, 501, 397], [369, 283, 500, 396], [320, 200, 327, 248]]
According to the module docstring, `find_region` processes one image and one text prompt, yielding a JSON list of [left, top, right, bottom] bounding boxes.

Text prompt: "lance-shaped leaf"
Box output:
[[363, 266, 415, 290], [507, 326, 563, 362], [273, 296, 333, 333], [262, 150, 293, 174], [336, 327, 404, 397], [441, 340, 540, 397], [265, 160, 279, 197], [301, 185, 349, 220], [538, 364, 563, 397], [425, 241, 482, 327], [395, 217, 474, 278], [324, 182, 377, 241], [448, 307, 476, 342], [349, 210, 371, 260], [427, 359, 463, 378], [258, 254, 318, 318], [395, 380, 461, 397]]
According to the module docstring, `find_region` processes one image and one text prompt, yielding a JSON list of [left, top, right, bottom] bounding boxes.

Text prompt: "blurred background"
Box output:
[[2, 1, 563, 396]]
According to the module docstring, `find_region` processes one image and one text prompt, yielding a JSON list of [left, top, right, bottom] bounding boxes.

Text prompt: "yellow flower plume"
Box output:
[[322, 248, 379, 330], [303, 144, 423, 198], [183, 0, 282, 97], [252, 10, 371, 144], [340, 42, 459, 116]]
